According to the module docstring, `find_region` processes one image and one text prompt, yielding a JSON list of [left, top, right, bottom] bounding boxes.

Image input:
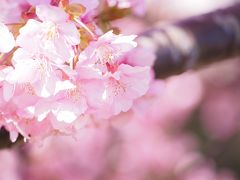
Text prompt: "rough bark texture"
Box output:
[[138, 3, 240, 78]]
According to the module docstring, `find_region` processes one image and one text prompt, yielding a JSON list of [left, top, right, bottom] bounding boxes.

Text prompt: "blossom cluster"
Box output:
[[1, 72, 237, 180], [0, 0, 152, 142]]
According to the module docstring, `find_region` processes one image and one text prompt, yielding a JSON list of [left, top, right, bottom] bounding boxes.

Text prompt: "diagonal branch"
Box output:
[[138, 3, 240, 78]]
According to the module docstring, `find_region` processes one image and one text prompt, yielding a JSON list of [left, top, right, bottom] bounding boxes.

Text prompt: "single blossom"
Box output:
[[97, 64, 150, 117], [6, 48, 63, 98], [16, 5, 80, 64], [79, 30, 137, 73]]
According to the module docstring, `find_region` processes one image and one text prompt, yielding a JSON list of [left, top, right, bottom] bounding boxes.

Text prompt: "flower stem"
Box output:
[[74, 17, 97, 40]]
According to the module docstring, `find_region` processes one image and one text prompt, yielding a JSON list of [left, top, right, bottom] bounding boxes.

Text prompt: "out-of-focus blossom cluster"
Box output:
[[1, 72, 237, 180], [0, 0, 152, 142]]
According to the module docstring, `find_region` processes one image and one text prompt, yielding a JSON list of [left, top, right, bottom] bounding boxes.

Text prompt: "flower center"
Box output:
[[95, 45, 116, 65], [108, 78, 126, 97], [66, 88, 82, 103], [43, 21, 59, 40], [21, 83, 35, 95]]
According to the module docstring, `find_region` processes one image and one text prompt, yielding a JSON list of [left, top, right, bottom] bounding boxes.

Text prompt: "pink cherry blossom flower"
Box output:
[[45, 88, 88, 124], [98, 64, 150, 117], [6, 48, 62, 98], [79, 30, 137, 73], [16, 4, 80, 63], [34, 78, 105, 123]]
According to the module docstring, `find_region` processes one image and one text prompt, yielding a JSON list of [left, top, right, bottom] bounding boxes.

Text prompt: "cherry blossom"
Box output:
[[78, 30, 137, 73], [16, 5, 80, 63], [100, 64, 150, 117], [0, 1, 151, 142]]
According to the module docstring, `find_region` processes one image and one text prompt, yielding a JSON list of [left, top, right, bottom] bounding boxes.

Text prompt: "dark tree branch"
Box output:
[[0, 128, 23, 149], [138, 3, 240, 78], [0, 128, 12, 149]]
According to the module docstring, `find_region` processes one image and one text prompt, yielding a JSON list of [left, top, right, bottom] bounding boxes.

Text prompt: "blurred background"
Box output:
[[1, 0, 240, 180]]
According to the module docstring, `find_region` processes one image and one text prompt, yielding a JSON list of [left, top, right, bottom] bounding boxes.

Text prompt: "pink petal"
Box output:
[[27, 0, 51, 6], [36, 5, 68, 22], [3, 82, 15, 102], [0, 22, 15, 53], [59, 22, 80, 45]]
